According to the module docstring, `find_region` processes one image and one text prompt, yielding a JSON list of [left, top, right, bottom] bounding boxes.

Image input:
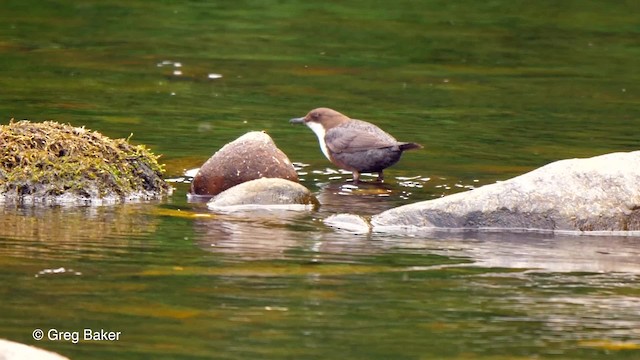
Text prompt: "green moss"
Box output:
[[0, 120, 170, 202]]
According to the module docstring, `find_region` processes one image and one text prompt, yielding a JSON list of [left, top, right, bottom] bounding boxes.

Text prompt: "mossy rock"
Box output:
[[0, 120, 171, 204]]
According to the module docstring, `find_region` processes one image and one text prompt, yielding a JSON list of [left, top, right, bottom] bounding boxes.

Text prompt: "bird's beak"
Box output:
[[289, 117, 305, 124]]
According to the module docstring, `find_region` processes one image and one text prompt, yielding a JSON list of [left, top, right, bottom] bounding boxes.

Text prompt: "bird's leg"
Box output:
[[352, 171, 361, 183], [376, 171, 384, 182]]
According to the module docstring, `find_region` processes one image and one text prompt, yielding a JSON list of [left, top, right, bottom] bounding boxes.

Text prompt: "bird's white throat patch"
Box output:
[[305, 121, 331, 161]]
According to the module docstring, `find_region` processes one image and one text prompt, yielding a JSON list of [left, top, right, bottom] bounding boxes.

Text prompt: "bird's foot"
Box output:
[[351, 171, 361, 183]]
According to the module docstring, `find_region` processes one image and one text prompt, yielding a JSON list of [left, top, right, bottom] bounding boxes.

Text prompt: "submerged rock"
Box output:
[[324, 213, 371, 234], [0, 120, 170, 204], [0, 338, 70, 360], [372, 151, 640, 234], [190, 131, 299, 196], [207, 178, 318, 211]]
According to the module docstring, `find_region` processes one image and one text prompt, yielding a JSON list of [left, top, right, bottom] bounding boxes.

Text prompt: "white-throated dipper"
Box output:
[[290, 108, 422, 182]]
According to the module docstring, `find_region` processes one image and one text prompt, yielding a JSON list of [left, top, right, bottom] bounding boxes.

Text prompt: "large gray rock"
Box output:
[[372, 151, 640, 234], [207, 178, 318, 211], [0, 339, 69, 360], [190, 131, 299, 196]]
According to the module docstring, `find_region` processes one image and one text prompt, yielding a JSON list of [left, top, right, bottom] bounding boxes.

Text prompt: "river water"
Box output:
[[1, 1, 639, 359]]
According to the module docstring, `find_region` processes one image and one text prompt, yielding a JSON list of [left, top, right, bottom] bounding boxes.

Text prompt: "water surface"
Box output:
[[1, 0, 639, 359]]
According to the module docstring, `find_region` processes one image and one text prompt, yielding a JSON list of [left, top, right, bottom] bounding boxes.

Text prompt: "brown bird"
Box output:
[[290, 108, 422, 182]]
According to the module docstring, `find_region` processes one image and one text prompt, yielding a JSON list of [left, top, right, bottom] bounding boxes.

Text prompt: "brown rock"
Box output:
[[190, 131, 298, 196]]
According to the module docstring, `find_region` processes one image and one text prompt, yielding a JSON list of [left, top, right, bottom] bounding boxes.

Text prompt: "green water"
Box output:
[[1, 0, 640, 359]]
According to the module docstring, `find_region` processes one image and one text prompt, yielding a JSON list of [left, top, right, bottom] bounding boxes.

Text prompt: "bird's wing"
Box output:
[[325, 127, 397, 153]]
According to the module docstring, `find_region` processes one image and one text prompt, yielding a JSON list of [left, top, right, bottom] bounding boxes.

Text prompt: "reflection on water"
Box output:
[[194, 203, 640, 274], [173, 162, 472, 215], [315, 182, 403, 215], [296, 162, 482, 206], [381, 231, 640, 274], [194, 209, 313, 260], [1, 0, 640, 358], [0, 204, 160, 260], [1, 193, 640, 359]]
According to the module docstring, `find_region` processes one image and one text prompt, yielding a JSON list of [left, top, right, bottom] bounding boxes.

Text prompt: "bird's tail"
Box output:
[[399, 142, 423, 151]]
